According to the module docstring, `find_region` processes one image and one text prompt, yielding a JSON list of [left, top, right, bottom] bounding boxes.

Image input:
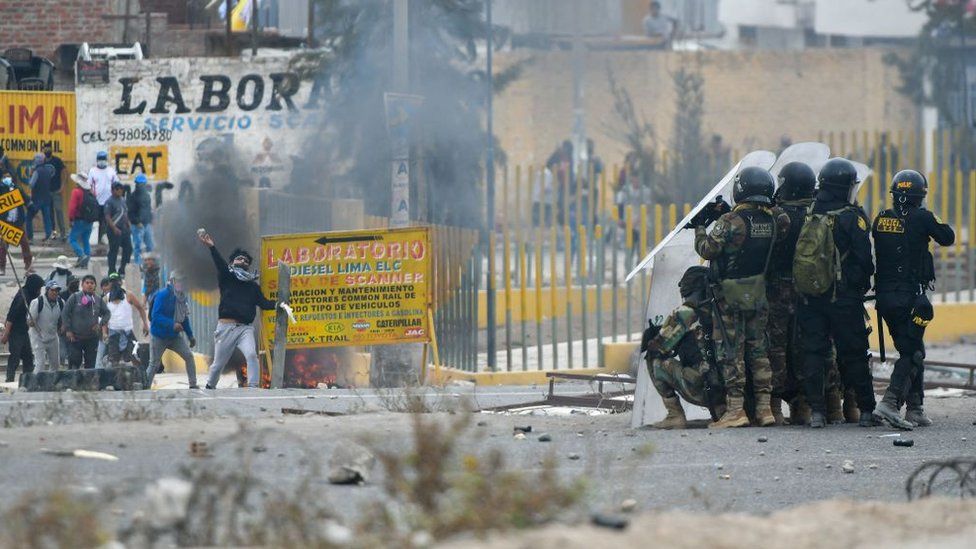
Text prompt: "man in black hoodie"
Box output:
[[2, 274, 43, 382], [198, 232, 279, 389], [796, 158, 877, 428]]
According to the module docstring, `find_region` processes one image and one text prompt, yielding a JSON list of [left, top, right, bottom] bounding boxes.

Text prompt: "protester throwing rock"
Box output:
[[198, 230, 284, 389]]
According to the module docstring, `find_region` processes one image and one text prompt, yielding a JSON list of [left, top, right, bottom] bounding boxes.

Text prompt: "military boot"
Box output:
[[843, 388, 859, 423], [871, 392, 914, 430], [825, 388, 845, 424], [709, 396, 750, 429], [769, 397, 785, 426], [754, 394, 776, 427], [809, 410, 826, 428], [652, 396, 687, 429], [905, 406, 933, 427], [789, 396, 812, 425]]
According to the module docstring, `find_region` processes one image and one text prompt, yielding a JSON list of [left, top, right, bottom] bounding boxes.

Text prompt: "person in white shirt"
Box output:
[[643, 1, 675, 49], [86, 150, 120, 246], [104, 273, 149, 368]]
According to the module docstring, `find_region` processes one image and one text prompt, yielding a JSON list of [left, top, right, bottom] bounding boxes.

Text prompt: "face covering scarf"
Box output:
[[229, 266, 258, 282]]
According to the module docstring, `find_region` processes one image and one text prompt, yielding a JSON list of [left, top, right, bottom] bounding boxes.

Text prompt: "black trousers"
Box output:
[[877, 291, 925, 406], [6, 331, 34, 382], [107, 229, 132, 275], [68, 337, 99, 369], [798, 294, 876, 414]]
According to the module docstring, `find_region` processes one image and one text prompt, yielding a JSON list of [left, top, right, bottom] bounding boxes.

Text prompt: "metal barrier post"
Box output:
[[564, 224, 574, 369], [536, 227, 544, 370], [595, 224, 604, 367], [580, 225, 588, 367]]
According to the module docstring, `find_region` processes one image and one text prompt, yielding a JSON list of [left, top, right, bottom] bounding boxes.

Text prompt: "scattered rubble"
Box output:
[[327, 441, 375, 485]]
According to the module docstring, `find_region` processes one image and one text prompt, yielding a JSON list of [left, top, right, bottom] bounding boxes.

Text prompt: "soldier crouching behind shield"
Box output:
[[641, 266, 726, 429]]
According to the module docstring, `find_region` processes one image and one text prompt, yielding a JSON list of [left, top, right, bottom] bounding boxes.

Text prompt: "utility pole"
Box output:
[[226, 0, 233, 56], [390, 0, 410, 229], [251, 0, 259, 56], [485, 0, 497, 371]]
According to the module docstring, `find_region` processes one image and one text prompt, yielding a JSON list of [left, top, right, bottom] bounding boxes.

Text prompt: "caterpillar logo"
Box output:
[[876, 216, 904, 234]]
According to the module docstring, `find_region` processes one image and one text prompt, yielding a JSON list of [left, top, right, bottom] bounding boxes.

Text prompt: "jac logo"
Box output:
[[324, 322, 343, 334], [352, 321, 370, 331], [404, 328, 425, 337]]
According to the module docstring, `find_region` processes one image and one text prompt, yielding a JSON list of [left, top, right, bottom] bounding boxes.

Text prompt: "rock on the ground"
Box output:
[[328, 441, 376, 485], [143, 477, 193, 529]]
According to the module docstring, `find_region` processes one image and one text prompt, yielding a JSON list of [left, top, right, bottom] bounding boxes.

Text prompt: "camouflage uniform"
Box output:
[[695, 204, 790, 417], [765, 198, 812, 401], [645, 304, 724, 418]]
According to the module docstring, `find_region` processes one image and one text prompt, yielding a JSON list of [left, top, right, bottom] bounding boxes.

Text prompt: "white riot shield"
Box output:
[[625, 150, 776, 283], [770, 142, 831, 179]]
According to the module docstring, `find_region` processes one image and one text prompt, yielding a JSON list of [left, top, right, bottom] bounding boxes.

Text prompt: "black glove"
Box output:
[[640, 322, 661, 355], [685, 196, 731, 229]]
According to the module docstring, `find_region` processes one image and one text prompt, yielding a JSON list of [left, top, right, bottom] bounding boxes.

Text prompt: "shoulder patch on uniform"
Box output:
[[857, 216, 867, 231]]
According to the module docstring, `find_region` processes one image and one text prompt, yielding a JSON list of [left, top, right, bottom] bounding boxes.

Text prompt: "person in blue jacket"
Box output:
[[145, 270, 198, 389]]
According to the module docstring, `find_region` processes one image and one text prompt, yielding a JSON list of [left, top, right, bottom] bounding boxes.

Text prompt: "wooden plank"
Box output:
[[270, 261, 290, 389]]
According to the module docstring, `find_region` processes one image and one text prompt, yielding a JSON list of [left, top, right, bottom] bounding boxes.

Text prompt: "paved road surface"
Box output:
[[0, 383, 972, 523]]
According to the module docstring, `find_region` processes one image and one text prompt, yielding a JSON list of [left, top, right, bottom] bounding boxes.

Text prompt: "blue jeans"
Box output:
[[131, 224, 154, 264], [26, 200, 53, 241], [69, 220, 93, 258]]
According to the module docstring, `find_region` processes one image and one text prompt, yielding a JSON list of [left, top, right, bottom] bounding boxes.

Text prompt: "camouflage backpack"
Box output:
[[793, 206, 848, 296]]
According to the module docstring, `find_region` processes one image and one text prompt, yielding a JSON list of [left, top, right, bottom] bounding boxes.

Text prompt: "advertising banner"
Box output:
[[0, 91, 76, 182], [260, 227, 431, 348]]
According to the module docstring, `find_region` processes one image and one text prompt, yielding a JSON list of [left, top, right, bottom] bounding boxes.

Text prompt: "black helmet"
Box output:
[[818, 158, 858, 189], [775, 162, 816, 201], [732, 167, 774, 205], [889, 170, 927, 206], [679, 266, 711, 301]]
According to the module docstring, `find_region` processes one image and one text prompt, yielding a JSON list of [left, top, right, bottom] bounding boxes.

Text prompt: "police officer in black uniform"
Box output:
[[798, 158, 877, 428], [871, 170, 955, 430]]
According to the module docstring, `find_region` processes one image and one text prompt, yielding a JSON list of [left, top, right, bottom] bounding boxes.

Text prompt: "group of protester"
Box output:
[[0, 149, 155, 277], [3, 231, 280, 392], [643, 160, 955, 431]]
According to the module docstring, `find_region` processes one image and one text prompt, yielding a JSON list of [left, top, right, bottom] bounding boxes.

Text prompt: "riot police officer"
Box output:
[[872, 170, 954, 429], [796, 158, 877, 428], [694, 167, 790, 428], [767, 162, 816, 425], [642, 266, 725, 429]]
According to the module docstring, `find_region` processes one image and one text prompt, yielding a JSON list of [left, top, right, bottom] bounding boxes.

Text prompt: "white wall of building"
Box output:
[[75, 53, 325, 193]]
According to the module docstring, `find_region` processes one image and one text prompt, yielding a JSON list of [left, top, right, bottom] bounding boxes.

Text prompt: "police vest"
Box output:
[[674, 307, 715, 369], [873, 208, 934, 290], [717, 208, 775, 280]]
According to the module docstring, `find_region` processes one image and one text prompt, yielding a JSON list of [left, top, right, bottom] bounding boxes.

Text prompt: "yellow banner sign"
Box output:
[[260, 227, 431, 348], [0, 188, 25, 215], [109, 144, 168, 181], [0, 91, 76, 182], [0, 219, 24, 246]]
